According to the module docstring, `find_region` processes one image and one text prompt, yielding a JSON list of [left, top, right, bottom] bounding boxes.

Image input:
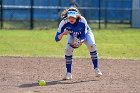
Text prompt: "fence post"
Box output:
[[0, 0, 3, 29], [130, 0, 133, 28], [132, 0, 140, 28], [104, 0, 107, 29], [57, 0, 61, 26], [98, 0, 101, 29], [30, 0, 34, 29]]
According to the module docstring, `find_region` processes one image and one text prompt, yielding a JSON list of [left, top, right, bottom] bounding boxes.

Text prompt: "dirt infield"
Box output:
[[0, 56, 139, 93]]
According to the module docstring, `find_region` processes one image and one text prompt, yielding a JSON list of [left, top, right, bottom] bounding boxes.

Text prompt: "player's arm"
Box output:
[[80, 16, 91, 33], [80, 27, 86, 43], [55, 20, 68, 42], [57, 30, 69, 40], [79, 24, 86, 43]]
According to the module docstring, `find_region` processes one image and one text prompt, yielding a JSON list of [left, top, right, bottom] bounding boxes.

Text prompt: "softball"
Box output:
[[38, 80, 46, 86]]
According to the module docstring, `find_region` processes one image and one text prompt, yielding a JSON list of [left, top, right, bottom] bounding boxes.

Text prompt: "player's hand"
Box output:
[[80, 39, 85, 43], [58, 30, 69, 40], [62, 30, 69, 35]]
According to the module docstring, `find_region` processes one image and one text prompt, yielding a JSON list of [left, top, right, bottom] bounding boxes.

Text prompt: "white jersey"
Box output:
[[57, 16, 91, 34]]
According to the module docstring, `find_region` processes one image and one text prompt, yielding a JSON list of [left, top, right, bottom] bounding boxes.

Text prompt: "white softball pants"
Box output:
[[65, 31, 97, 56]]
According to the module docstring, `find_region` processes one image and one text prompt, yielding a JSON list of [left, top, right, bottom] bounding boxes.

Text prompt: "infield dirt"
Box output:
[[0, 57, 139, 93]]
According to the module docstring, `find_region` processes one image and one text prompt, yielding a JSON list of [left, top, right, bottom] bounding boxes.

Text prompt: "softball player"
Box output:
[[55, 7, 102, 80]]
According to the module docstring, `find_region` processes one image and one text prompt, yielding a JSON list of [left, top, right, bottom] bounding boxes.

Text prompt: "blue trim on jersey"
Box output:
[[80, 26, 86, 41], [55, 32, 61, 42], [61, 23, 67, 33], [55, 18, 86, 42], [55, 24, 68, 42]]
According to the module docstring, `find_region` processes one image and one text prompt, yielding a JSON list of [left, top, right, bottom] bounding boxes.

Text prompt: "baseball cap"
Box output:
[[67, 11, 77, 18]]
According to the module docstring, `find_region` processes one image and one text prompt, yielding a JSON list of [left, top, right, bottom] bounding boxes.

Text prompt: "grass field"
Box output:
[[0, 28, 140, 60]]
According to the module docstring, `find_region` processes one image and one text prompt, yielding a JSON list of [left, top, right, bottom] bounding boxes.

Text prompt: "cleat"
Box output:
[[63, 73, 72, 80], [95, 68, 102, 77]]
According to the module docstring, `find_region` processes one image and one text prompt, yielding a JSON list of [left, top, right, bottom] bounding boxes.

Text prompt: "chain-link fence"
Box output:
[[0, 0, 132, 29]]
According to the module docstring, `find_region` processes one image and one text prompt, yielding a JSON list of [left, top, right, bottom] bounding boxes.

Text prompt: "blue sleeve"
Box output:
[[55, 32, 61, 42], [80, 26, 86, 41], [55, 22, 68, 42]]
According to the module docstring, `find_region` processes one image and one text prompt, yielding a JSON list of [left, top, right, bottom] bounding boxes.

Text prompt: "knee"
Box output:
[[65, 48, 73, 56], [87, 44, 97, 52]]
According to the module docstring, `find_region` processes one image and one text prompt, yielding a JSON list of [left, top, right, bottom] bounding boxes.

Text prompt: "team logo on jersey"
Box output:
[[66, 27, 82, 37]]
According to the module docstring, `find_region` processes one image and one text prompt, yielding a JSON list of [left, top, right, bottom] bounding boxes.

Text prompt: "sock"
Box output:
[[90, 51, 98, 69], [65, 55, 72, 73]]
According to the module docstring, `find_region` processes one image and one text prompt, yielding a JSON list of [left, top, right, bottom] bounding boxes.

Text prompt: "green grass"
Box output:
[[94, 29, 140, 59], [0, 28, 140, 60], [3, 20, 58, 29]]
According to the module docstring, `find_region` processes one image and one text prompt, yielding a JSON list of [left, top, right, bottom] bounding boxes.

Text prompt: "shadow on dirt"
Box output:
[[18, 83, 38, 88], [18, 79, 97, 88]]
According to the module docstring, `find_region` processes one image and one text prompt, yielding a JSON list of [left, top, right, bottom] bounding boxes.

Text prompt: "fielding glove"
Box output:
[[68, 37, 82, 48]]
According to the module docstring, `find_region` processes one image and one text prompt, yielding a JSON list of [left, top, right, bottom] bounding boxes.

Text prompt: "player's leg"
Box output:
[[64, 35, 74, 80], [84, 31, 102, 77]]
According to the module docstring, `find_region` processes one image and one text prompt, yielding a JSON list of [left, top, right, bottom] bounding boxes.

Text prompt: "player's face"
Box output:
[[68, 17, 76, 24]]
